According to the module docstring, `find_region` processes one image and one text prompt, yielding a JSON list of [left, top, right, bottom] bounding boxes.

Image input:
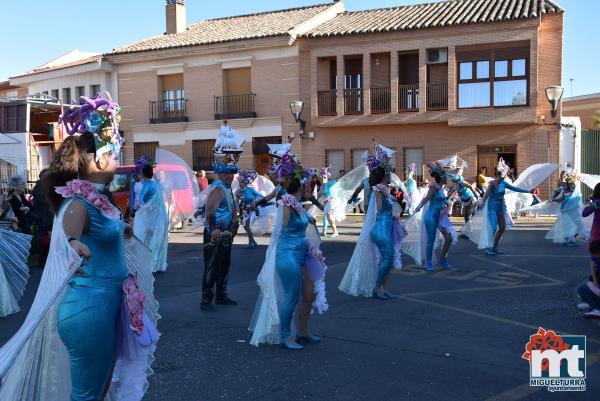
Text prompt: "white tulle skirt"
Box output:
[[133, 188, 169, 273], [546, 207, 587, 243], [0, 229, 31, 317]]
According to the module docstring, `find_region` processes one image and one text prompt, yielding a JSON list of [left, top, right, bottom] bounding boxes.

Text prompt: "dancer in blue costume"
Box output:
[[447, 172, 479, 237], [320, 167, 341, 237], [273, 154, 323, 350], [0, 93, 159, 401], [201, 124, 243, 311], [546, 169, 586, 246], [479, 158, 532, 256], [414, 163, 455, 271], [348, 175, 372, 213], [133, 154, 170, 273], [404, 163, 421, 215], [237, 169, 263, 248]]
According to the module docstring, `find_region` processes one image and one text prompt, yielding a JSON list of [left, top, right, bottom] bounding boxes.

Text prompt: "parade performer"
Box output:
[[447, 172, 478, 236], [320, 167, 343, 237], [201, 126, 243, 311], [546, 170, 586, 246], [133, 155, 170, 272], [0, 228, 31, 317], [0, 93, 159, 401], [237, 169, 263, 249], [339, 144, 404, 298], [411, 163, 456, 270], [404, 163, 421, 215], [583, 183, 600, 242], [128, 173, 143, 219], [472, 158, 532, 256], [249, 151, 328, 349]]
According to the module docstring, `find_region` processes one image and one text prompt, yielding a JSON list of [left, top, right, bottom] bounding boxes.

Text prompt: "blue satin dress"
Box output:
[[276, 204, 309, 342], [275, 184, 286, 202], [241, 187, 263, 207], [406, 177, 417, 194], [487, 180, 529, 234], [424, 187, 447, 264], [363, 178, 372, 208], [369, 192, 394, 286], [57, 197, 127, 401], [139, 179, 158, 206]]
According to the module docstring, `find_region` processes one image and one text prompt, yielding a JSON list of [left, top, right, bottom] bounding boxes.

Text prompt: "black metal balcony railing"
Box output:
[[370, 87, 391, 114], [344, 88, 363, 114], [317, 90, 337, 116], [426, 83, 448, 111], [398, 84, 420, 112], [149, 99, 188, 124], [214, 93, 256, 120]]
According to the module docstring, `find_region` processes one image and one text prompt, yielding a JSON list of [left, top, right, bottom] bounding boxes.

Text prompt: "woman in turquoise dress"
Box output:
[[369, 166, 396, 299], [479, 158, 531, 255], [44, 115, 132, 399], [414, 165, 455, 271], [238, 170, 264, 248], [319, 168, 341, 237]]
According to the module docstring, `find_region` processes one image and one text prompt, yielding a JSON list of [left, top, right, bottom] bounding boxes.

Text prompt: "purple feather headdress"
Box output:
[[238, 169, 258, 186], [319, 167, 332, 181], [407, 163, 417, 175], [60, 93, 122, 160], [496, 158, 510, 177], [134, 154, 156, 177], [367, 146, 391, 173], [269, 151, 310, 182], [427, 163, 449, 179]]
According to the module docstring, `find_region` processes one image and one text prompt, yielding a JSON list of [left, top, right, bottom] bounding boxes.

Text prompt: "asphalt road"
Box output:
[[1, 219, 599, 401]]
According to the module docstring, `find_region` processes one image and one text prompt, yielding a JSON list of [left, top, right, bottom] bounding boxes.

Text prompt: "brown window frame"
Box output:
[[457, 49, 529, 110]]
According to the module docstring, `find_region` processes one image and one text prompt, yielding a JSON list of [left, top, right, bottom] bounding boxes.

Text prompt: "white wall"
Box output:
[[20, 70, 118, 103], [0, 132, 29, 174]]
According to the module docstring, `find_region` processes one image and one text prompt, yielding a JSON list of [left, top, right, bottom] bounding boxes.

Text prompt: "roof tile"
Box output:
[[306, 0, 563, 38]]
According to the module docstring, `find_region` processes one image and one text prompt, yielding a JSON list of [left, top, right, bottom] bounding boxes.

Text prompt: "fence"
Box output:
[[581, 129, 600, 198]]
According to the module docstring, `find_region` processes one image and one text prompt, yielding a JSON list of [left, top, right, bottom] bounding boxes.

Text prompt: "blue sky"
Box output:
[[1, 0, 597, 97]]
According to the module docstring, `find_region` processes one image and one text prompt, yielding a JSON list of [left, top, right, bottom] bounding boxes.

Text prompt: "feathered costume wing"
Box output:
[[0, 230, 31, 317], [0, 200, 159, 401], [133, 182, 170, 273], [155, 149, 200, 228], [338, 194, 378, 297]]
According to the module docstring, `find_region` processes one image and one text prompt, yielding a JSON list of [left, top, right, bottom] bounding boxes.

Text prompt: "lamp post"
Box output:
[[289, 101, 305, 134], [544, 85, 564, 198]]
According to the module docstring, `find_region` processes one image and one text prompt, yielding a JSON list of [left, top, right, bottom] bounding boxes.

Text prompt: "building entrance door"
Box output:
[[477, 145, 516, 175]]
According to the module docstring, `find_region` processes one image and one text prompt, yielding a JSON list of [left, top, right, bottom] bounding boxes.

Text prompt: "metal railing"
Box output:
[[317, 90, 337, 116], [398, 84, 420, 112], [370, 87, 391, 114], [344, 88, 363, 114], [426, 83, 448, 111], [149, 99, 188, 124], [214, 93, 256, 120]]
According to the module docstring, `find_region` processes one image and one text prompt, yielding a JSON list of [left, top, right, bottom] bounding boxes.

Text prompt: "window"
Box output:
[[192, 139, 216, 171], [51, 89, 59, 99], [42, 91, 49, 95], [325, 150, 344, 178], [0, 105, 27, 133], [76, 86, 85, 102], [134, 142, 159, 162], [89, 85, 100, 97], [352, 148, 368, 168], [62, 88, 72, 104], [457, 47, 529, 109], [403, 148, 423, 181], [163, 89, 185, 112]]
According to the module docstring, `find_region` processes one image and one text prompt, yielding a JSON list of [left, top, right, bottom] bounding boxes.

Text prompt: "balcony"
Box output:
[[149, 99, 188, 124], [317, 90, 337, 116], [344, 88, 363, 115], [426, 83, 448, 111], [370, 87, 391, 114], [214, 93, 256, 120], [398, 84, 419, 112]]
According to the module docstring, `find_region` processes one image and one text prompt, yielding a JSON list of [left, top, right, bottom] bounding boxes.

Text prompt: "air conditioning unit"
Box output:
[[427, 48, 448, 64]]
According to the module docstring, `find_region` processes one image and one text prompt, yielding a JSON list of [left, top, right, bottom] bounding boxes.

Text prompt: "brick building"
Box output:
[[297, 0, 565, 183], [106, 0, 345, 174]]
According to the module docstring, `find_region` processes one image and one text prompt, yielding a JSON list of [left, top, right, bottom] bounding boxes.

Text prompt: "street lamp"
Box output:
[[289, 101, 305, 134], [545, 86, 564, 119]]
